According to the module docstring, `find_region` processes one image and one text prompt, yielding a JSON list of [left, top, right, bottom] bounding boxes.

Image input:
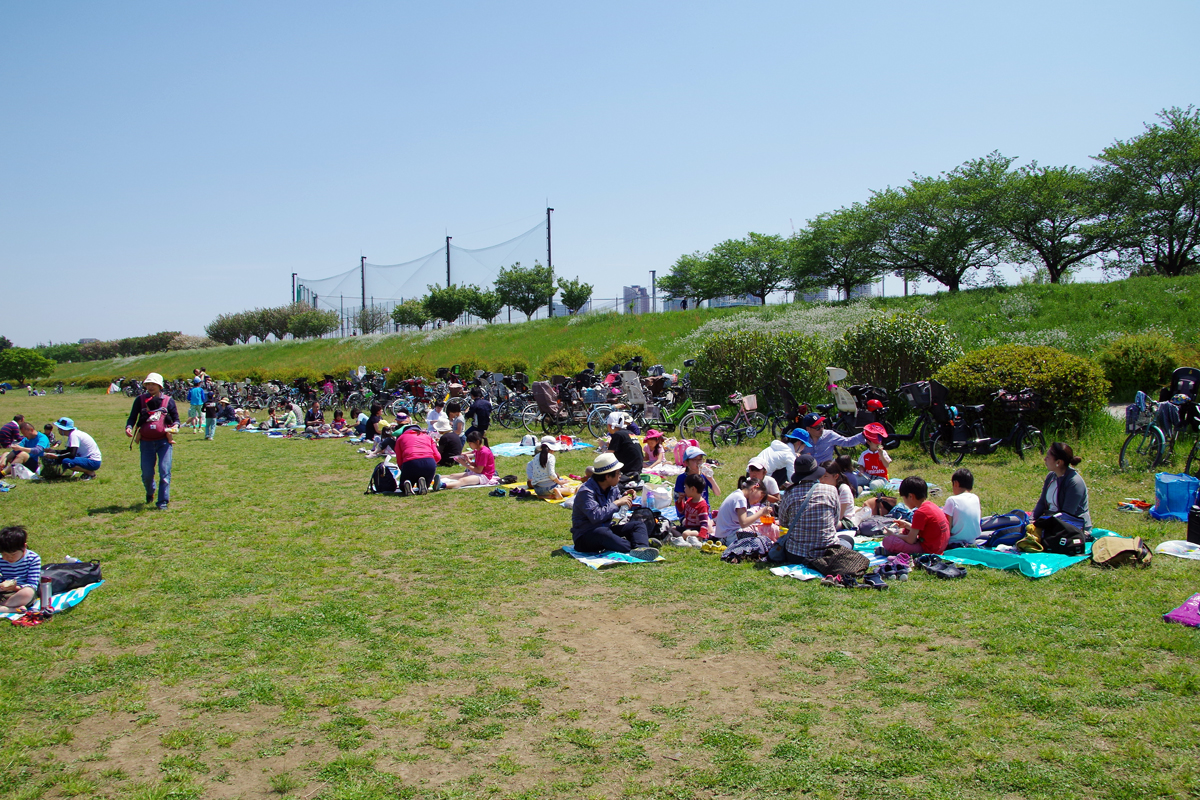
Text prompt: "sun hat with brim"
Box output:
[[143, 373, 164, 387], [220, 397, 230, 403], [644, 429, 664, 440], [55, 417, 76, 432], [592, 453, 624, 475], [863, 422, 888, 443], [801, 412, 826, 428], [539, 435, 563, 450], [792, 454, 825, 483], [785, 428, 813, 446], [433, 418, 452, 432], [684, 445, 706, 461]]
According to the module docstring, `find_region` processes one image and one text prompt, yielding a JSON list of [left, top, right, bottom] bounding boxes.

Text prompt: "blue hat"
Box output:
[[785, 428, 812, 446], [55, 416, 76, 431]]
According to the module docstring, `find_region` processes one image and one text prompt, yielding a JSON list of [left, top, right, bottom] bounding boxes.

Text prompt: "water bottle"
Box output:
[[1188, 505, 1200, 546], [64, 556, 80, 563], [39, 577, 52, 612]]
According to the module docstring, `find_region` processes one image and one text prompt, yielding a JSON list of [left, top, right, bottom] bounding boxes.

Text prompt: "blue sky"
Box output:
[[2, 0, 1198, 345]]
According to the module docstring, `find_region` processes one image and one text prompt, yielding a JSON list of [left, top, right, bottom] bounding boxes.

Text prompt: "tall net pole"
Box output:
[[546, 207, 554, 317], [360, 256, 367, 311], [446, 236, 452, 288]]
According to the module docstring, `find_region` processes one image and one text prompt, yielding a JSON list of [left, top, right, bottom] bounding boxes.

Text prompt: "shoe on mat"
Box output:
[[401, 480, 413, 496], [628, 547, 660, 561], [417, 477, 428, 495], [685, 536, 704, 548], [840, 575, 860, 589]]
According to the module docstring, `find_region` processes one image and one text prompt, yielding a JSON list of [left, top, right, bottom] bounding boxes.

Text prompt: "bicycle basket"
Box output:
[[740, 393, 758, 412], [997, 389, 1040, 412], [898, 381, 932, 409]]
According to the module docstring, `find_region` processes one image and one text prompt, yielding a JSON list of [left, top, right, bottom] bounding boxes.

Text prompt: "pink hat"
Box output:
[[863, 422, 888, 443], [644, 429, 664, 440]]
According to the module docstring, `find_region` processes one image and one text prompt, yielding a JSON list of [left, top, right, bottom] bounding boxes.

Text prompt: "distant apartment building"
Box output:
[[622, 285, 650, 314]]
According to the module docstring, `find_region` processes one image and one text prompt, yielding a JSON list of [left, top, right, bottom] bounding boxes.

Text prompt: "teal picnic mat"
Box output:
[[942, 529, 1121, 579]]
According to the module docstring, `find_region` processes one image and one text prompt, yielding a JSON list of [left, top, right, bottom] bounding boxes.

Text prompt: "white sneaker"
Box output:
[[668, 536, 690, 547], [416, 477, 428, 495], [686, 536, 704, 548], [357, 448, 369, 454], [401, 480, 413, 496]]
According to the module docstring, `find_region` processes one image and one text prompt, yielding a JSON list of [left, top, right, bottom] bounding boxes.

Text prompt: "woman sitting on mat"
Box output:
[[526, 436, 577, 501], [1032, 442, 1092, 530]]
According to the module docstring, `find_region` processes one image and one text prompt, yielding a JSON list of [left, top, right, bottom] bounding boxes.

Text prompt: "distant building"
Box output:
[[78, 338, 99, 344], [848, 284, 873, 300], [800, 289, 830, 303], [622, 285, 650, 314], [709, 294, 758, 308]]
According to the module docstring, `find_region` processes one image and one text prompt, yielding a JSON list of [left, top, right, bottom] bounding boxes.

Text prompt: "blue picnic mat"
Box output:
[[768, 564, 824, 581], [941, 528, 1121, 579], [492, 441, 596, 458], [560, 545, 663, 569], [1, 580, 105, 621]]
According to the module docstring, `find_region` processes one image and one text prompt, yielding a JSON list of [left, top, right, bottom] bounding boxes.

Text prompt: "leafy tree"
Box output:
[[466, 287, 504, 323], [34, 342, 82, 362], [288, 309, 340, 339], [205, 313, 244, 346], [0, 348, 56, 383], [0, 336, 12, 351], [709, 232, 791, 304], [1094, 106, 1200, 276], [355, 306, 391, 334], [792, 206, 883, 300], [869, 154, 1011, 292], [990, 161, 1116, 284], [658, 252, 716, 307], [392, 300, 431, 330], [557, 276, 593, 314], [262, 304, 309, 340], [423, 284, 474, 325], [494, 261, 554, 321], [244, 309, 272, 343]]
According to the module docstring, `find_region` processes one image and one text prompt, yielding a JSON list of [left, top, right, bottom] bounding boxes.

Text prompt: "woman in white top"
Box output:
[[525, 436, 577, 500]]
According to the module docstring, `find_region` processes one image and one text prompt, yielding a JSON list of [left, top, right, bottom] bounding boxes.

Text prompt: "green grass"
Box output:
[[44, 275, 1200, 386], [3, 390, 1200, 798]]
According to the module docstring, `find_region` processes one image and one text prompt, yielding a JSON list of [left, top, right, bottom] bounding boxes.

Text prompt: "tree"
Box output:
[[792, 206, 884, 300], [991, 161, 1117, 284], [423, 284, 474, 325], [494, 261, 554, 321], [0, 348, 56, 383], [355, 306, 391, 334], [0, 336, 12, 351], [392, 299, 431, 330], [658, 252, 717, 308], [709, 232, 791, 304], [205, 313, 244, 346], [466, 287, 504, 323], [244, 309, 272, 343], [1094, 106, 1200, 276], [869, 154, 1011, 292], [288, 309, 340, 339], [557, 276, 593, 314]]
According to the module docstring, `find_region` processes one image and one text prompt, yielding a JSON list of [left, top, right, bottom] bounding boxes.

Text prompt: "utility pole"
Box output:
[[445, 236, 452, 288], [650, 270, 656, 314], [360, 256, 367, 311], [546, 207, 554, 317], [291, 272, 297, 304]]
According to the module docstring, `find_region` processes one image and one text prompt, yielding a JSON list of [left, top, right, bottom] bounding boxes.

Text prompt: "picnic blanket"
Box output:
[[940, 529, 1121, 578], [769, 564, 824, 581], [491, 441, 596, 458], [1, 580, 104, 622], [500, 479, 583, 503], [559, 545, 664, 569]]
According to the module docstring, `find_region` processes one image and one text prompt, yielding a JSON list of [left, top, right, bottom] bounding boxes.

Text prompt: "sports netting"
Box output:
[[295, 218, 549, 310]]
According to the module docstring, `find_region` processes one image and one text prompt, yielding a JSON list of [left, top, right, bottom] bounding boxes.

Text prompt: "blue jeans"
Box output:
[[61, 457, 101, 472], [573, 519, 650, 554], [140, 439, 173, 505], [204, 418, 216, 439]]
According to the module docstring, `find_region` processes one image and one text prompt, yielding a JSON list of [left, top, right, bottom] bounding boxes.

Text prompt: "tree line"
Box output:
[[659, 106, 1200, 304], [205, 304, 342, 345]]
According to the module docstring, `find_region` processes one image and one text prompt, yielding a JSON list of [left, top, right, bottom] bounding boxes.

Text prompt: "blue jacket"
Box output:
[[571, 478, 620, 539], [187, 386, 206, 405], [808, 429, 865, 463]]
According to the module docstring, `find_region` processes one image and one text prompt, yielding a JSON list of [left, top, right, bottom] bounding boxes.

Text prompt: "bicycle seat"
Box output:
[[815, 403, 834, 412], [706, 405, 722, 412], [964, 404, 986, 414]]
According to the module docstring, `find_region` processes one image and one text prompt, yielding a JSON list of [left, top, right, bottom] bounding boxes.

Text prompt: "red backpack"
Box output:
[[139, 396, 172, 441]]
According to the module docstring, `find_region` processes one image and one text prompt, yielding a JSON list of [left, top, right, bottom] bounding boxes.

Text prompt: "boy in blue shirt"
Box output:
[[1, 421, 48, 477], [186, 377, 206, 433], [0, 526, 41, 612]]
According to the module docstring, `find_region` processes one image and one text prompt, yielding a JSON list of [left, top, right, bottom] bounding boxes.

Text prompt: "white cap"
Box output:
[[684, 446, 706, 460], [143, 373, 164, 387], [606, 411, 627, 429]]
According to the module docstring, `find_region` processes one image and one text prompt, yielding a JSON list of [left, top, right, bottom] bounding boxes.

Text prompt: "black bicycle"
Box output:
[[929, 388, 1045, 466]]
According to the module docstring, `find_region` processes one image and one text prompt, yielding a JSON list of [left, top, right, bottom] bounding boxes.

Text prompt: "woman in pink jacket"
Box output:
[[392, 424, 441, 495]]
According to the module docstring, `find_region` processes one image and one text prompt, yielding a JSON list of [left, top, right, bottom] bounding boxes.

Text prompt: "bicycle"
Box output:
[[710, 392, 769, 447], [928, 388, 1046, 465], [1120, 396, 1166, 470]]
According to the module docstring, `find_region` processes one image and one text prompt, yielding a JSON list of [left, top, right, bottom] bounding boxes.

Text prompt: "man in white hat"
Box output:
[[124, 372, 180, 510], [570, 453, 658, 559]]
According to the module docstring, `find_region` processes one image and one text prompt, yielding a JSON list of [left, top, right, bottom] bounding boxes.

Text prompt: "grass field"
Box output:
[[43, 275, 1200, 387], [2, 390, 1199, 800]]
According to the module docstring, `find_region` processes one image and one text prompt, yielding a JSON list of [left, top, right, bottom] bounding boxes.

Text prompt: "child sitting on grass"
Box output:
[[881, 476, 950, 556], [672, 473, 713, 541], [943, 467, 982, 547], [440, 431, 498, 489], [0, 526, 40, 613]]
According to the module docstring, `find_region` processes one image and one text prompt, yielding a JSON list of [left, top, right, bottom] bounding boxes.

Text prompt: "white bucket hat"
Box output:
[[592, 452, 624, 475], [539, 435, 563, 450], [143, 372, 164, 387]]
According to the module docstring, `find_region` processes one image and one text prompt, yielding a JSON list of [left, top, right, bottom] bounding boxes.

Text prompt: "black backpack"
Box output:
[[1036, 513, 1089, 556], [366, 462, 400, 494]]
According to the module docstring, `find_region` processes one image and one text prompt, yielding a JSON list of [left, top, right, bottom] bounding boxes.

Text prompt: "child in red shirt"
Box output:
[[676, 473, 713, 539], [881, 476, 950, 555], [857, 423, 891, 479]]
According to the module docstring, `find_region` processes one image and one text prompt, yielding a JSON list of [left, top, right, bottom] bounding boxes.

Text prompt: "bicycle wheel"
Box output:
[[587, 406, 614, 439], [1120, 427, 1165, 470], [929, 431, 966, 466], [390, 398, 409, 418], [541, 414, 564, 436], [493, 400, 515, 429], [710, 420, 743, 448], [521, 403, 542, 434], [678, 411, 713, 442], [745, 411, 769, 438], [1185, 438, 1200, 477], [1017, 427, 1046, 460]]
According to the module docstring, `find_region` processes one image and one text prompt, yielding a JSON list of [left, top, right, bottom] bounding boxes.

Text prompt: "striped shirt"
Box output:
[[0, 549, 42, 589]]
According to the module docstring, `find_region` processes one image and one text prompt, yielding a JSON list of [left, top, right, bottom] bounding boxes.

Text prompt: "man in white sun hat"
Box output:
[[570, 453, 659, 560], [124, 372, 180, 510]]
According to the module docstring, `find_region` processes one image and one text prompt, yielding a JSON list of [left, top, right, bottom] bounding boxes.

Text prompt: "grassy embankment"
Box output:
[[47, 275, 1200, 388]]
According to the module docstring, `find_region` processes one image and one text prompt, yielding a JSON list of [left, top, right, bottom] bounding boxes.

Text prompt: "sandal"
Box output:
[[861, 572, 888, 590]]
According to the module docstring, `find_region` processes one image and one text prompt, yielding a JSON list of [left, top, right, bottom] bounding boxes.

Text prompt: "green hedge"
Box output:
[[538, 348, 589, 378], [693, 330, 828, 410], [1096, 333, 1178, 402], [831, 312, 961, 391], [596, 344, 656, 371], [935, 345, 1110, 430]]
